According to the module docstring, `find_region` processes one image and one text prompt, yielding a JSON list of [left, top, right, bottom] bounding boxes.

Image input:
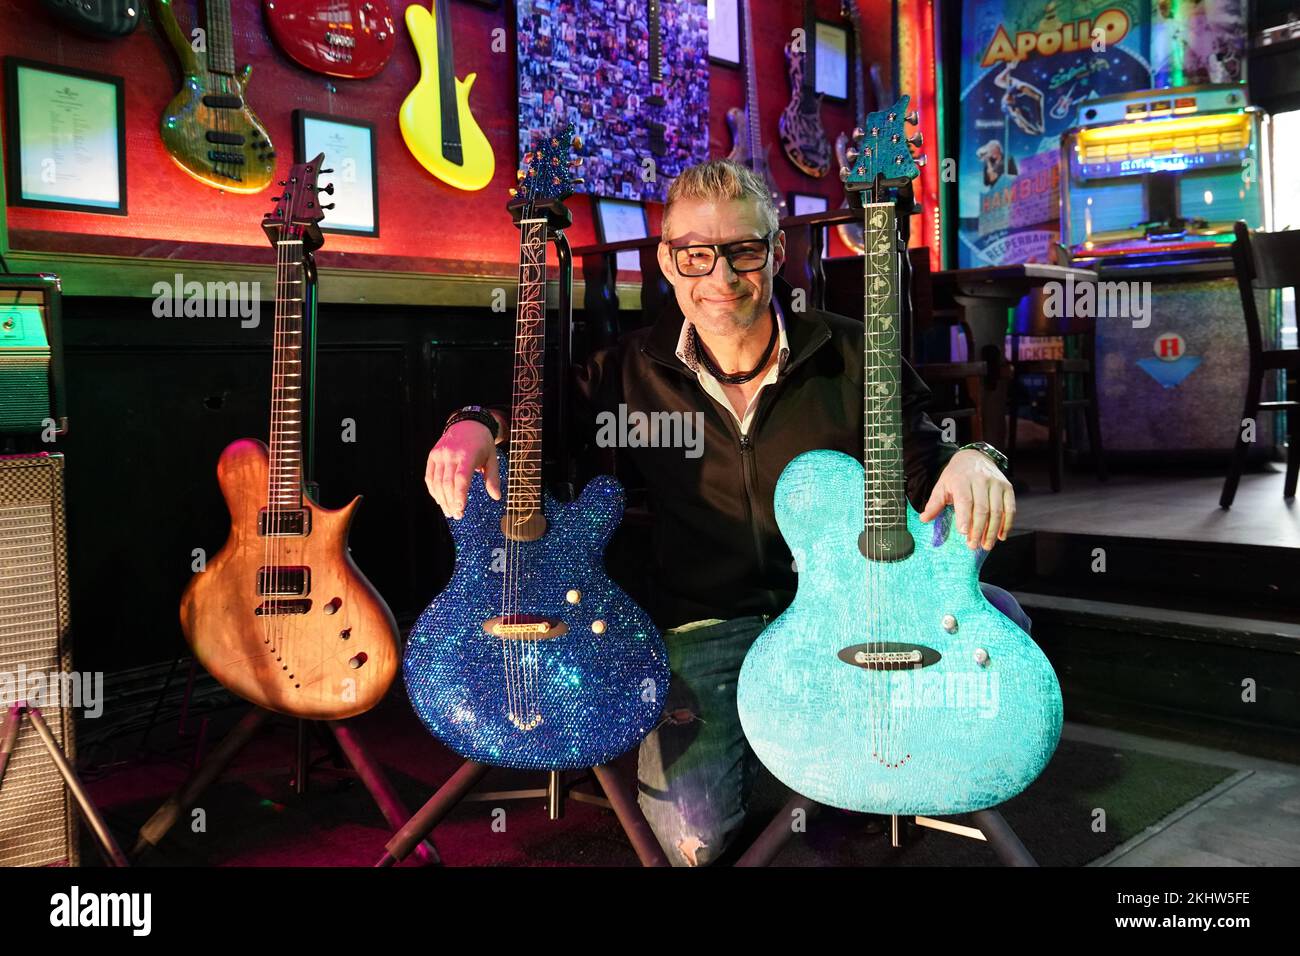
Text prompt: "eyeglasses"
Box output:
[[667, 232, 774, 277]]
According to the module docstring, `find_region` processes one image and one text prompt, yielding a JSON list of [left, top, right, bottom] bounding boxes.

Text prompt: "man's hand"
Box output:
[[918, 448, 1015, 550], [425, 421, 500, 520]]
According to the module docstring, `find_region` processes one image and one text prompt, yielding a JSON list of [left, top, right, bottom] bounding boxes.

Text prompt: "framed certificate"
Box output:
[[4, 58, 126, 214], [708, 0, 741, 67], [594, 197, 649, 273], [814, 21, 850, 102], [293, 111, 379, 237]]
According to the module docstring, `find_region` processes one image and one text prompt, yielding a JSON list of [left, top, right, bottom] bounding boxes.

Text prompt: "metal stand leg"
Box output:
[[375, 760, 670, 867], [0, 703, 128, 867], [327, 720, 439, 865], [735, 793, 820, 867], [737, 793, 1038, 866], [590, 763, 669, 867], [969, 809, 1038, 867], [133, 706, 270, 857], [376, 760, 491, 866]]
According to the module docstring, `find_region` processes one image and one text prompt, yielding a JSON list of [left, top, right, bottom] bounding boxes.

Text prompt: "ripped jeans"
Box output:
[[634, 583, 1032, 866]]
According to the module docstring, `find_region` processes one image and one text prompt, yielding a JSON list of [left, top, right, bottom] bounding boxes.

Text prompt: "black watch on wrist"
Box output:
[[444, 405, 500, 441], [959, 441, 1009, 473]]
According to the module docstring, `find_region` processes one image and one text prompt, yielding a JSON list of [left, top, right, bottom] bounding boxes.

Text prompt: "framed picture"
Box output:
[[4, 58, 126, 215], [789, 192, 831, 258], [814, 20, 850, 102], [293, 111, 379, 237], [594, 197, 649, 274], [708, 0, 741, 67]]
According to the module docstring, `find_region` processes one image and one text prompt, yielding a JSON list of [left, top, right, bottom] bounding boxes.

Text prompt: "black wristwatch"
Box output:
[[444, 405, 500, 441], [959, 441, 1010, 473]]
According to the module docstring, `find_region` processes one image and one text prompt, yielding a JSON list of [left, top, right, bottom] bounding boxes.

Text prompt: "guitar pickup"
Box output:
[[206, 130, 247, 146], [208, 150, 247, 166], [257, 566, 310, 596], [259, 508, 310, 536], [255, 599, 312, 616], [202, 94, 244, 109]]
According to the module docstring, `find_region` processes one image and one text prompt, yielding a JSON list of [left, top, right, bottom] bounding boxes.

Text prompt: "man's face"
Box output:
[[657, 198, 785, 338]]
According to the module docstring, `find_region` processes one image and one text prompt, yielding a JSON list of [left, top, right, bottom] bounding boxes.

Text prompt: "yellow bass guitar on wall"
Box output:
[[399, 0, 495, 191]]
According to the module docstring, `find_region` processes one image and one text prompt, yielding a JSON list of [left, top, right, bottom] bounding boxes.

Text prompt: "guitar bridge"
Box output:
[[838, 642, 941, 670], [482, 615, 568, 641], [255, 599, 312, 616]]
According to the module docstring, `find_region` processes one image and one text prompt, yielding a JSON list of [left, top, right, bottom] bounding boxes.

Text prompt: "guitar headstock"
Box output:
[[511, 124, 583, 204], [840, 96, 926, 206], [262, 152, 331, 249]]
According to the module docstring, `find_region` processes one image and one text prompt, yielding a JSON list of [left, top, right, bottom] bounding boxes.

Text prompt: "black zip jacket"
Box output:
[[569, 274, 959, 630]]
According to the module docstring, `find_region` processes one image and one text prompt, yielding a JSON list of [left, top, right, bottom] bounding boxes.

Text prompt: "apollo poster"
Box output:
[[958, 0, 1152, 267]]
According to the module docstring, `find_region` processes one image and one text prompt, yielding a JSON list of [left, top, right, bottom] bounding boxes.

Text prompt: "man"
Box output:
[[426, 159, 1026, 866]]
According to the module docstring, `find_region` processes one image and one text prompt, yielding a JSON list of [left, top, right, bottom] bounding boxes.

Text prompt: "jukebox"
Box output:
[[1060, 83, 1276, 456]]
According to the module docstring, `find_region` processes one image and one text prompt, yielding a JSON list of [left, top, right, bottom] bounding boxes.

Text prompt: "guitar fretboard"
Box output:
[[206, 0, 237, 75], [740, 0, 761, 162], [269, 239, 305, 510], [506, 218, 548, 525], [862, 201, 905, 532]]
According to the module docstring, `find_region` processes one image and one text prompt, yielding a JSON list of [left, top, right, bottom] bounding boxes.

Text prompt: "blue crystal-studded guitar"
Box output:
[[736, 98, 1063, 816], [404, 128, 670, 770]]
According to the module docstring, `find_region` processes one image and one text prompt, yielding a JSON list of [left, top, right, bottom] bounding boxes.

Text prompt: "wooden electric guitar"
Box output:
[[180, 156, 399, 719], [263, 0, 396, 79], [644, 0, 668, 158], [402, 129, 670, 770], [778, 0, 830, 177], [737, 100, 1062, 816], [726, 0, 784, 212], [399, 0, 495, 191], [155, 0, 276, 193]]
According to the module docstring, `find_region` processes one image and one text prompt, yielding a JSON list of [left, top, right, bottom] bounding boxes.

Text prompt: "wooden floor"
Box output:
[[1014, 465, 1300, 549]]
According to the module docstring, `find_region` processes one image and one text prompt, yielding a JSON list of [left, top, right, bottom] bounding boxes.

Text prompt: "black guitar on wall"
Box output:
[[39, 0, 141, 37]]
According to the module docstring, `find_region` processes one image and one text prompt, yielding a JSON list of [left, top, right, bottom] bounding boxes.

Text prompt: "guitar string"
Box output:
[[261, 234, 280, 662], [501, 212, 531, 730]]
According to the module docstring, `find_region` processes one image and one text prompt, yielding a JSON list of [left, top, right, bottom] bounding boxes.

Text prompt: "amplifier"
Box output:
[[0, 275, 67, 438], [0, 453, 77, 866]]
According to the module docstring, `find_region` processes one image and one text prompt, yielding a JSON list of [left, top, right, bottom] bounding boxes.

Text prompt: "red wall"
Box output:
[[1, 0, 892, 275]]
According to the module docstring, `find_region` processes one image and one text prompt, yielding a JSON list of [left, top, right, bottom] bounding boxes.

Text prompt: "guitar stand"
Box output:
[[131, 706, 440, 865], [0, 702, 129, 867], [374, 760, 669, 867], [734, 793, 1037, 867]]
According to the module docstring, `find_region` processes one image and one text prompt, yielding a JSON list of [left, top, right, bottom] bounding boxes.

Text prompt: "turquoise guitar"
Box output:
[[736, 98, 1062, 816]]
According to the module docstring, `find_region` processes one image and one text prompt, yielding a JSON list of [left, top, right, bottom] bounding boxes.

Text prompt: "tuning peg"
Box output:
[[571, 177, 585, 185], [838, 165, 850, 180], [914, 155, 928, 167], [905, 110, 919, 125], [321, 202, 336, 210], [516, 169, 526, 180], [316, 183, 335, 195], [852, 126, 864, 139], [908, 133, 923, 147], [571, 156, 584, 166], [509, 187, 518, 197], [571, 135, 582, 149], [320, 167, 334, 174]]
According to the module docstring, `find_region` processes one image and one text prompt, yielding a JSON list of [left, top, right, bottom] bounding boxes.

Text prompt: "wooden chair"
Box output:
[[1009, 283, 1106, 492], [1220, 221, 1300, 508]]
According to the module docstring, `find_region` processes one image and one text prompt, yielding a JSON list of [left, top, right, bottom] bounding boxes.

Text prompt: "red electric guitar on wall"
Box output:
[[263, 0, 396, 79]]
